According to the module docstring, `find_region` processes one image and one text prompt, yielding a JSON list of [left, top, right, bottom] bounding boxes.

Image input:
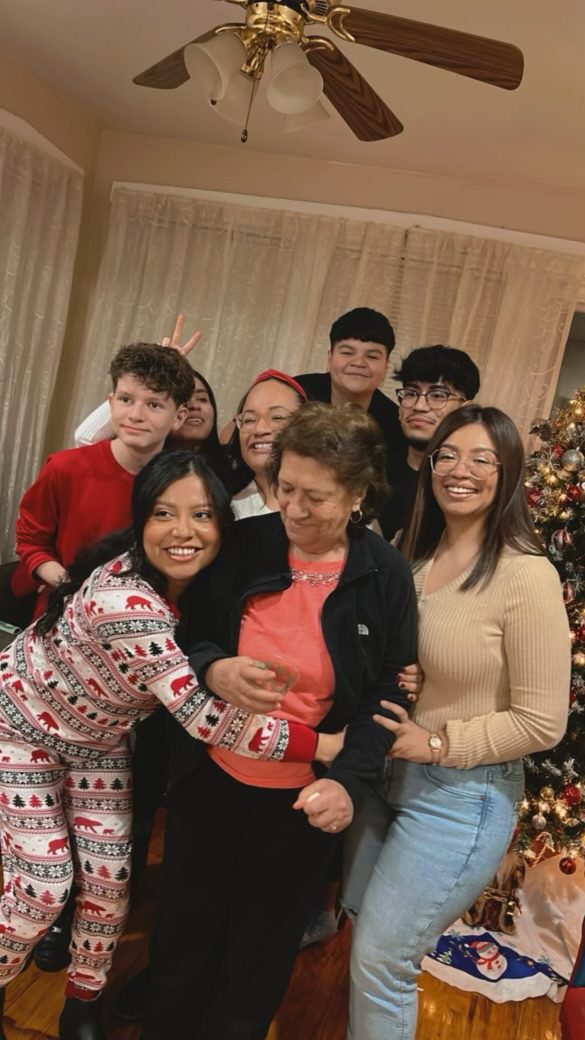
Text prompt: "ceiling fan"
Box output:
[[133, 1, 524, 142]]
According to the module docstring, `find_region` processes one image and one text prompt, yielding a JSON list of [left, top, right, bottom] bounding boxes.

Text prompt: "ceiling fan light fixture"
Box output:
[[184, 32, 247, 102], [284, 99, 330, 133], [213, 69, 255, 126], [266, 41, 324, 115]]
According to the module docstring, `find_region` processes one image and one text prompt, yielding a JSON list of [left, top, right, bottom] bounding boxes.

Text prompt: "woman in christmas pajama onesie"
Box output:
[[0, 451, 323, 1040]]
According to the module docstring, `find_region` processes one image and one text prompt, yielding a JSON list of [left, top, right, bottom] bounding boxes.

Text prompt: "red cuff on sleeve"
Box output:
[[282, 723, 318, 763]]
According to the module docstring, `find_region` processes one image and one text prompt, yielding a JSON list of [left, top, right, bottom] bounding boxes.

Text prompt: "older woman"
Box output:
[[139, 403, 418, 1040], [347, 404, 571, 1040]]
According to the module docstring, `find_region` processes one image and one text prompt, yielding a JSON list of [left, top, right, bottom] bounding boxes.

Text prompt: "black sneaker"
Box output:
[[112, 965, 150, 1024]]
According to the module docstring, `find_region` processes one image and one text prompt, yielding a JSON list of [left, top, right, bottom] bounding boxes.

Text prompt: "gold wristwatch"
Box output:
[[428, 732, 443, 764]]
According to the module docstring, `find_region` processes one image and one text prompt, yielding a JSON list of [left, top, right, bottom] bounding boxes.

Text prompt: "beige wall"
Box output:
[[0, 48, 100, 172]]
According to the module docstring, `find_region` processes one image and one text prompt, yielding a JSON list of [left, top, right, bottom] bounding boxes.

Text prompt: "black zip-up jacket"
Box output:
[[171, 513, 418, 808]]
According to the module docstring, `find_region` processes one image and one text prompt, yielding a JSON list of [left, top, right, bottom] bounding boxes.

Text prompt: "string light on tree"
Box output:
[[517, 388, 585, 871]]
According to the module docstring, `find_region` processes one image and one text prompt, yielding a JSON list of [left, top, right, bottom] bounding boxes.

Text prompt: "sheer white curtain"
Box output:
[[0, 127, 83, 561], [69, 186, 585, 443], [386, 228, 585, 435], [67, 187, 408, 432]]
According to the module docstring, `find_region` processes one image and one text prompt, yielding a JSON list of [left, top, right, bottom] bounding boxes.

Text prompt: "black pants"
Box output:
[[141, 756, 341, 1040]]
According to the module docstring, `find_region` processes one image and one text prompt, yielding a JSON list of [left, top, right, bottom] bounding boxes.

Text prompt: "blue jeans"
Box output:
[[348, 758, 524, 1040]]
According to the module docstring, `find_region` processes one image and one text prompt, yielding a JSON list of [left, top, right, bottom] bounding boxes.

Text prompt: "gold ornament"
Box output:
[[540, 786, 555, 800]]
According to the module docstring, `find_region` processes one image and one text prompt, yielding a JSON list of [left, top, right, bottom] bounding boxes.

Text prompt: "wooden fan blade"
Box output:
[[305, 43, 403, 141], [341, 9, 524, 90], [133, 28, 218, 89]]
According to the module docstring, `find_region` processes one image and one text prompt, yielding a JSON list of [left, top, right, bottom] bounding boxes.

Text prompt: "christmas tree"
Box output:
[[516, 387, 585, 876]]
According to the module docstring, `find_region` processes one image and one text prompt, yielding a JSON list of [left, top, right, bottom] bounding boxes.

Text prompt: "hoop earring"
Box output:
[[350, 508, 363, 525]]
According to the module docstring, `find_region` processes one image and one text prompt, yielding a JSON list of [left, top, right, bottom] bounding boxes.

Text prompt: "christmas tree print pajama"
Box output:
[[0, 732, 131, 992], [0, 555, 299, 995]]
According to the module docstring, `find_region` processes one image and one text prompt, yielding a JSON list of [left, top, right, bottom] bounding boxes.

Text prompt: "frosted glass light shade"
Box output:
[[184, 33, 247, 102], [213, 71, 255, 125], [266, 42, 323, 115], [284, 99, 330, 133]]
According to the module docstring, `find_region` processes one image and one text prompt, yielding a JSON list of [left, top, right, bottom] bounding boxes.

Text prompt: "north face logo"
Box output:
[[358, 623, 369, 636]]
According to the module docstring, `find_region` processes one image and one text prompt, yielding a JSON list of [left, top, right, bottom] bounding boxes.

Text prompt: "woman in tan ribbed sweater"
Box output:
[[347, 404, 571, 1040]]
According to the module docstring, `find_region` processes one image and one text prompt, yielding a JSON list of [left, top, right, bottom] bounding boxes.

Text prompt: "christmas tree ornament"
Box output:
[[540, 786, 555, 800], [532, 813, 547, 831], [559, 857, 577, 875], [562, 449, 585, 472], [567, 485, 583, 503], [560, 784, 582, 807]]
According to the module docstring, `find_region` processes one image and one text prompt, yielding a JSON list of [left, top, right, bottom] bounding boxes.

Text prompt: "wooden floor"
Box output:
[[4, 811, 562, 1040]]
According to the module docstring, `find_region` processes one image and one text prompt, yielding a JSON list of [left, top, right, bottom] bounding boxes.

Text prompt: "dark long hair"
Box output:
[[400, 404, 543, 589], [38, 452, 233, 633], [167, 369, 231, 486]]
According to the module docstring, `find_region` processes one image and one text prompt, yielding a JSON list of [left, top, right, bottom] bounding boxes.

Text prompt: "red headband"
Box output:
[[252, 369, 308, 401]]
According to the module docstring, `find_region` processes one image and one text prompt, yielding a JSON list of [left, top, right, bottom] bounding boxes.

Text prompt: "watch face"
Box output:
[[429, 735, 442, 751]]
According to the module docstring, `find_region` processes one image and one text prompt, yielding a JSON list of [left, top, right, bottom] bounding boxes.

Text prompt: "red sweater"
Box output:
[[13, 440, 134, 605]]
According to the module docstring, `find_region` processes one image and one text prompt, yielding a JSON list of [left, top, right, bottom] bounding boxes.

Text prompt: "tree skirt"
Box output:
[[422, 854, 585, 1002]]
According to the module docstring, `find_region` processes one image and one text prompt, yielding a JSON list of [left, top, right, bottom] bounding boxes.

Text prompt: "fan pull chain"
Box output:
[[241, 77, 259, 143]]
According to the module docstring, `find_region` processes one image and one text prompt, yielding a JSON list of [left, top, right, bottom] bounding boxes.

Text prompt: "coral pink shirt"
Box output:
[[209, 555, 343, 788]]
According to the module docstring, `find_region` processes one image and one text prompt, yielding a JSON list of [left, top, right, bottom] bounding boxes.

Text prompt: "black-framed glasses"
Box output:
[[396, 388, 466, 411], [430, 447, 502, 480]]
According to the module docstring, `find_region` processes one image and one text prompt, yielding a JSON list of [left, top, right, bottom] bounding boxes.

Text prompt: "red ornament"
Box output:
[[566, 484, 583, 502], [559, 857, 577, 875], [560, 784, 582, 807], [576, 625, 585, 643], [527, 489, 542, 508], [551, 444, 565, 460]]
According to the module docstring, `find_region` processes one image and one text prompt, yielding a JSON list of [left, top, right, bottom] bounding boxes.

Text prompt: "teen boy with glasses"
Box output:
[[379, 346, 481, 540]]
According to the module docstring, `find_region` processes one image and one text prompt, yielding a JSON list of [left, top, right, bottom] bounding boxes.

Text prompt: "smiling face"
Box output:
[[173, 377, 215, 446], [142, 473, 221, 601], [276, 450, 363, 560], [238, 380, 301, 478], [399, 379, 467, 452], [109, 374, 187, 455], [431, 423, 500, 526], [327, 338, 389, 407]]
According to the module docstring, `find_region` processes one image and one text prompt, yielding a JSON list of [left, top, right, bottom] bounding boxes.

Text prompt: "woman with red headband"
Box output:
[[226, 369, 308, 518]]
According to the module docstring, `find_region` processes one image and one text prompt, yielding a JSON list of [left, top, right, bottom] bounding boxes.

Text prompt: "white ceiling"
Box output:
[[1, 0, 584, 192]]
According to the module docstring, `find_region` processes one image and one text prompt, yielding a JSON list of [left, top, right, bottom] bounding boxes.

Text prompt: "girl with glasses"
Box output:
[[346, 403, 570, 1040]]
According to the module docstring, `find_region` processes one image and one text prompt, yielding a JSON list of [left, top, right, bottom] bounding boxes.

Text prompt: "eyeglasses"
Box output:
[[396, 388, 466, 411], [236, 408, 295, 431], [430, 447, 502, 480]]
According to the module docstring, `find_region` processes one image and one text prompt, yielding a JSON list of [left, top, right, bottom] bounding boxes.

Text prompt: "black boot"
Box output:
[[112, 965, 150, 1023], [58, 994, 105, 1040], [34, 889, 76, 972]]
